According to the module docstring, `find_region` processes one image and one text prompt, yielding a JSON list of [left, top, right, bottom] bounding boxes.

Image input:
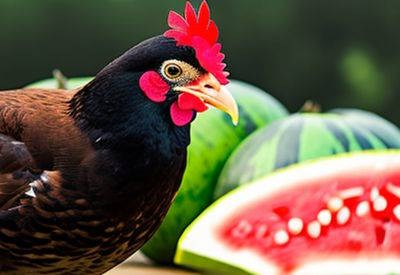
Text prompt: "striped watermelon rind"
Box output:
[[331, 108, 400, 148], [215, 112, 400, 199], [25, 77, 93, 90]]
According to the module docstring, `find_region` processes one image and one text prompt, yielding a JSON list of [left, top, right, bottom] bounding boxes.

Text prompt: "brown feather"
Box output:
[[0, 88, 93, 211], [0, 88, 92, 171], [0, 87, 185, 274], [0, 34, 194, 273]]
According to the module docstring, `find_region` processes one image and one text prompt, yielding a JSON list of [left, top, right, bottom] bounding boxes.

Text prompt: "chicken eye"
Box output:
[[164, 63, 183, 79]]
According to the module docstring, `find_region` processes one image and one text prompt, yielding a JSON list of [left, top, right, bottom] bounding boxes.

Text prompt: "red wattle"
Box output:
[[170, 101, 194, 127], [139, 71, 170, 102], [178, 93, 208, 112]]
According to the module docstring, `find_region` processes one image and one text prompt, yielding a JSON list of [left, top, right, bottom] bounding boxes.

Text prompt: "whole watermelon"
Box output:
[[215, 111, 400, 199], [141, 80, 288, 263], [26, 76, 93, 89]]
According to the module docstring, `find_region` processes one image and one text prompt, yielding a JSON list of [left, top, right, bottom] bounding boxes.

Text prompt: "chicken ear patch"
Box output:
[[170, 101, 194, 126], [139, 71, 170, 102], [139, 71, 201, 126]]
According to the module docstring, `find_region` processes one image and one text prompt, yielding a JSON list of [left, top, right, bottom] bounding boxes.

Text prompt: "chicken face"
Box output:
[[139, 59, 238, 126], [138, 1, 238, 127]]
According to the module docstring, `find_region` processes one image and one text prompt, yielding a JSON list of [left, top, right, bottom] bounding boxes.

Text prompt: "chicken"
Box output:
[[0, 1, 238, 273]]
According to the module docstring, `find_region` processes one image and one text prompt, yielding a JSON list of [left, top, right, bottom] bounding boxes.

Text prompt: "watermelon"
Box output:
[[331, 109, 400, 148], [176, 151, 400, 274], [215, 112, 400, 199], [141, 80, 288, 263], [26, 76, 93, 90]]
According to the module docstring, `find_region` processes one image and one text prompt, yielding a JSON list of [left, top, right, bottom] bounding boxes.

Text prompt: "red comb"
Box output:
[[164, 1, 229, 85]]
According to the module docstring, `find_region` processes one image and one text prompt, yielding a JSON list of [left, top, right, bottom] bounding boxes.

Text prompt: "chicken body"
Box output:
[[0, 1, 236, 273], [0, 88, 187, 274]]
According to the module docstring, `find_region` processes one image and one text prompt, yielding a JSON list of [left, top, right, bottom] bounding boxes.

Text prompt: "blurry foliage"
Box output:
[[340, 48, 388, 109], [0, 0, 399, 124]]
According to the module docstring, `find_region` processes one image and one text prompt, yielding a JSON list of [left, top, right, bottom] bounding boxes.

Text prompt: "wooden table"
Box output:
[[106, 264, 197, 275], [105, 252, 198, 274]]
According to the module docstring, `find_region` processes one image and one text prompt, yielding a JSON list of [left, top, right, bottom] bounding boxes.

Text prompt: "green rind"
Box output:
[[26, 77, 93, 89], [175, 250, 252, 275], [331, 108, 400, 148], [214, 112, 400, 199], [175, 150, 400, 274], [141, 80, 288, 263]]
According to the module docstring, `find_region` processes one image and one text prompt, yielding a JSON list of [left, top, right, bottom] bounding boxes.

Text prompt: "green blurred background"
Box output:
[[0, 0, 399, 123]]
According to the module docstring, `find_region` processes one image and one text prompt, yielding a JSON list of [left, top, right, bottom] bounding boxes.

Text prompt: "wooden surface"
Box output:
[[106, 264, 197, 275], [105, 252, 198, 274]]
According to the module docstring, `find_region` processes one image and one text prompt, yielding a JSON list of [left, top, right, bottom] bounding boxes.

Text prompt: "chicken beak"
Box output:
[[174, 73, 239, 125]]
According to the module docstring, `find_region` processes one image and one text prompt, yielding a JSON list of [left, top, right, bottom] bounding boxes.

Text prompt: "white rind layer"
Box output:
[[176, 151, 400, 274], [293, 258, 400, 275]]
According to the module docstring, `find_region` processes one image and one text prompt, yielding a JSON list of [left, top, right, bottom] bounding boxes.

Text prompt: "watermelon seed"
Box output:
[[370, 187, 380, 202], [288, 218, 303, 235], [273, 230, 289, 245], [337, 206, 351, 225], [393, 205, 400, 221], [355, 201, 370, 217], [386, 183, 400, 199], [327, 197, 343, 212], [307, 221, 321, 239], [232, 220, 252, 238], [338, 187, 364, 200], [317, 209, 332, 226], [373, 196, 388, 212], [255, 225, 268, 239]]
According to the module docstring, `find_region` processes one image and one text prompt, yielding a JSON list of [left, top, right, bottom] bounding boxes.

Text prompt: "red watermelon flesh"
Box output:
[[175, 152, 400, 274], [220, 159, 400, 272]]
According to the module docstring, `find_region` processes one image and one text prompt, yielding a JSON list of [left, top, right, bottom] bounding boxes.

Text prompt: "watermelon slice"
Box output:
[[175, 151, 400, 274]]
